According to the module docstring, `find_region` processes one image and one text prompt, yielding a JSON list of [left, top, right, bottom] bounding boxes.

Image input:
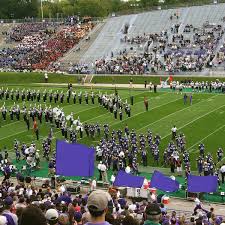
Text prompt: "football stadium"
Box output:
[[1, 0, 225, 224]]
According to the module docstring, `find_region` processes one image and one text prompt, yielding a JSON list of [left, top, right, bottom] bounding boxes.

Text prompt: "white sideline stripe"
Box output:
[[161, 103, 225, 140], [137, 94, 218, 132], [189, 124, 225, 153]]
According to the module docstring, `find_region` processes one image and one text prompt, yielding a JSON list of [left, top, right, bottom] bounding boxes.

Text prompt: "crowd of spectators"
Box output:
[[20, 23, 94, 70], [0, 177, 223, 225], [1, 15, 225, 74], [0, 21, 94, 71], [9, 22, 58, 42], [0, 174, 224, 225], [78, 20, 225, 75]]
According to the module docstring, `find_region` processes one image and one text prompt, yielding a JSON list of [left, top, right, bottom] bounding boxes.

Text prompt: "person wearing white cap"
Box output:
[[45, 209, 59, 225]]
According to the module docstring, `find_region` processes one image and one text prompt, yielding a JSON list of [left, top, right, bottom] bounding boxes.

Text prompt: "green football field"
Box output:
[[1, 83, 225, 172]]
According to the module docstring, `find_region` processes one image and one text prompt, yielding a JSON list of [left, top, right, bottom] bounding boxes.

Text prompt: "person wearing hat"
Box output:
[[2, 197, 18, 225], [74, 211, 82, 225], [86, 190, 111, 225], [45, 209, 59, 225], [144, 203, 162, 225]]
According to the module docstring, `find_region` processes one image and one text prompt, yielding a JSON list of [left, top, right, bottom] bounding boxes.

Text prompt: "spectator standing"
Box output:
[[74, 212, 83, 225]]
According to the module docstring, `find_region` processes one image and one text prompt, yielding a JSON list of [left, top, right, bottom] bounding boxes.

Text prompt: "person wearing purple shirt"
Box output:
[[3, 165, 11, 182], [190, 94, 193, 105], [57, 192, 72, 204], [85, 190, 111, 225]]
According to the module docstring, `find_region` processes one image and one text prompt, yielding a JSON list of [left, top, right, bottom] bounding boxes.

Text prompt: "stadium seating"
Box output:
[[79, 4, 225, 63]]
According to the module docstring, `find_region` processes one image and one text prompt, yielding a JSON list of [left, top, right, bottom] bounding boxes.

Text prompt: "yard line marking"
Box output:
[[188, 124, 225, 152], [161, 103, 225, 140], [1, 120, 21, 128], [0, 130, 26, 141], [216, 156, 225, 165], [89, 75, 94, 83], [108, 93, 179, 127], [137, 94, 218, 132]]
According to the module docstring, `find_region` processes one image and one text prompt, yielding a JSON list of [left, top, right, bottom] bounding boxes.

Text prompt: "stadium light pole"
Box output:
[[40, 0, 44, 21]]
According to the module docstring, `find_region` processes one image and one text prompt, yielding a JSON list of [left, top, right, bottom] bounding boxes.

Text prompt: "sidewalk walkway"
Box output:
[[33, 82, 160, 89]]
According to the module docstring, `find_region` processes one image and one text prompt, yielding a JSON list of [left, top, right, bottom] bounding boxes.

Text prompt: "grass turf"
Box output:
[[1, 85, 225, 172], [92, 75, 225, 84], [0, 72, 84, 84], [1, 72, 225, 85]]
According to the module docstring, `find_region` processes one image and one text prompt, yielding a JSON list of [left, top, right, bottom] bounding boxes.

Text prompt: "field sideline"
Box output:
[[1, 71, 225, 85], [0, 81, 225, 171]]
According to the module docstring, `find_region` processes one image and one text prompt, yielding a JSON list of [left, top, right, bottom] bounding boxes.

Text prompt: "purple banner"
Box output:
[[187, 175, 218, 193], [150, 171, 179, 192], [56, 140, 94, 177], [113, 171, 145, 188]]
